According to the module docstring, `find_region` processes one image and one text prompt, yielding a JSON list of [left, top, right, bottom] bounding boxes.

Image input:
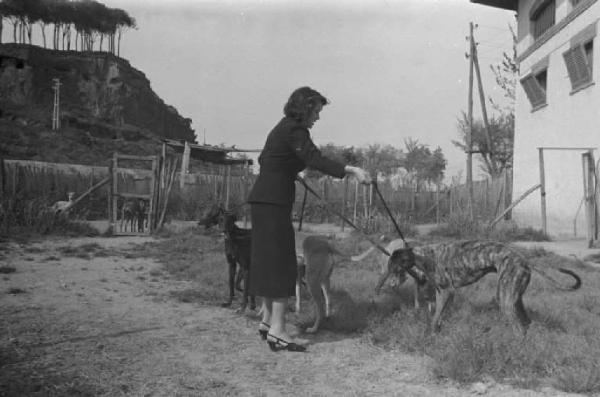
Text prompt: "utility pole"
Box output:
[[52, 78, 61, 130], [471, 25, 496, 175], [466, 22, 475, 220]]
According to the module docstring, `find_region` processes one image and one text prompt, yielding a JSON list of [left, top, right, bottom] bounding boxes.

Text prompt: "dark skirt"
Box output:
[[249, 203, 297, 298]]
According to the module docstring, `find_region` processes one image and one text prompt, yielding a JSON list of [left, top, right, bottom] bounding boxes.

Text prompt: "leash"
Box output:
[[297, 187, 308, 231], [296, 176, 392, 257], [371, 180, 409, 247], [296, 176, 425, 283]]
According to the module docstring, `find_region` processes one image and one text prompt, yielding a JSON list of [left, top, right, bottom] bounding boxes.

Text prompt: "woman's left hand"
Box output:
[[345, 166, 372, 185]]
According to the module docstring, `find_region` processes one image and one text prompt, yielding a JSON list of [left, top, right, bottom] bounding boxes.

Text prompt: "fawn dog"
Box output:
[[295, 235, 373, 333], [388, 240, 582, 335], [220, 211, 255, 313]]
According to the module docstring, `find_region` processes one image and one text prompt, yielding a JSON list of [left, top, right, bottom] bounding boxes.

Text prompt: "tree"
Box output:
[[453, 111, 513, 177], [489, 24, 518, 114], [358, 143, 405, 179], [0, 0, 136, 56], [401, 138, 446, 191], [0, 0, 23, 43], [113, 7, 135, 56]]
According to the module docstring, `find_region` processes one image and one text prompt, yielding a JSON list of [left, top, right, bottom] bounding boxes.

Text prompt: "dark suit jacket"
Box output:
[[247, 117, 346, 205]]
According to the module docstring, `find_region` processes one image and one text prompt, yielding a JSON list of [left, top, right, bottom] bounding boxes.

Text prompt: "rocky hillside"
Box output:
[[0, 43, 196, 164]]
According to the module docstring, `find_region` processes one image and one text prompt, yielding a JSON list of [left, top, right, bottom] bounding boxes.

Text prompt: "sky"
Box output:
[[5, 0, 517, 182]]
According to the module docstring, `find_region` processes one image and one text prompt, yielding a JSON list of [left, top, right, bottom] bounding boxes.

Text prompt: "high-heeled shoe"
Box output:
[[266, 333, 307, 352], [258, 322, 270, 340]]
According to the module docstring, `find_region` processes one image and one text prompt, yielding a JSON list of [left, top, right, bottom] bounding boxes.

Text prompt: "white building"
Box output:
[[473, 0, 599, 240]]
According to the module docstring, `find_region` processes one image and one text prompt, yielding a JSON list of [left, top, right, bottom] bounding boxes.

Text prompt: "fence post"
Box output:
[[0, 158, 5, 197], [341, 177, 348, 231], [482, 178, 490, 217], [538, 148, 547, 235], [353, 179, 358, 225], [12, 162, 17, 197], [583, 151, 595, 247], [225, 164, 231, 210], [180, 141, 190, 189], [501, 170, 509, 220], [449, 187, 454, 216], [436, 183, 440, 224]]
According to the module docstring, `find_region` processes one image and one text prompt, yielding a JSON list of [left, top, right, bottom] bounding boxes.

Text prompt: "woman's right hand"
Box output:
[[345, 166, 372, 185]]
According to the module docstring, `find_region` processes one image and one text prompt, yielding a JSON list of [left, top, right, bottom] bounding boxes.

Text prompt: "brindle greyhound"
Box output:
[[384, 240, 581, 335], [367, 237, 434, 310]]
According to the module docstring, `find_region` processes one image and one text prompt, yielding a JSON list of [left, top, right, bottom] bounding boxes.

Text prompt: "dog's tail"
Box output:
[[531, 266, 582, 291], [349, 246, 377, 262], [324, 244, 377, 262]]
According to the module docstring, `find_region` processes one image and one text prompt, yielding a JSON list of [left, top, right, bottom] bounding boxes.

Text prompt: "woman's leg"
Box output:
[[260, 298, 272, 325], [266, 297, 306, 352], [268, 297, 291, 339]]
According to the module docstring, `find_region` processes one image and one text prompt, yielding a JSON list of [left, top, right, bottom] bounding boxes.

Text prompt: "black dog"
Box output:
[[220, 211, 256, 312], [198, 204, 224, 230]]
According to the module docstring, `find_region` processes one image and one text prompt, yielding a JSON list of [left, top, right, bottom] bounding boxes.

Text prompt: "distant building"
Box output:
[[472, 0, 599, 237]]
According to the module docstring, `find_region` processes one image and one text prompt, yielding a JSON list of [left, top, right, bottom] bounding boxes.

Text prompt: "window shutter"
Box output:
[[520, 75, 546, 108], [563, 44, 592, 89], [564, 47, 581, 85]]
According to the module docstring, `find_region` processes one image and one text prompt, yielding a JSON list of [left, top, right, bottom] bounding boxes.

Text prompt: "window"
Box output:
[[530, 0, 555, 39], [563, 24, 596, 92], [521, 69, 548, 109]]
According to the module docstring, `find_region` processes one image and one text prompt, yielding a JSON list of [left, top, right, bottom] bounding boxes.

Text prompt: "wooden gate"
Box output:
[[108, 153, 158, 235]]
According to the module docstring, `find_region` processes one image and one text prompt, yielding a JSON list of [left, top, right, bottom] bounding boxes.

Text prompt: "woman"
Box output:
[[247, 86, 371, 352]]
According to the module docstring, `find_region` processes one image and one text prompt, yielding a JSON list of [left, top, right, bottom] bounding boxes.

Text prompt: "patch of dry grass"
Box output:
[[0, 266, 16, 274], [429, 211, 550, 242], [146, 227, 600, 394], [134, 227, 227, 306], [56, 243, 121, 260], [371, 248, 600, 393]]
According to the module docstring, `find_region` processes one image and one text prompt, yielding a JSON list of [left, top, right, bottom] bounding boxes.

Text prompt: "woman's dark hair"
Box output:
[[283, 86, 329, 122]]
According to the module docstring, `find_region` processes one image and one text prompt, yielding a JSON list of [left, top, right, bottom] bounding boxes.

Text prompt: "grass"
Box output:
[[0, 196, 101, 239], [131, 227, 227, 305], [0, 266, 16, 274], [371, 248, 600, 393], [429, 211, 550, 242], [56, 243, 120, 260], [143, 226, 600, 394]]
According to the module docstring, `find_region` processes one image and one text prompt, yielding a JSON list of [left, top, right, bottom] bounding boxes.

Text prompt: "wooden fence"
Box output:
[[0, 158, 511, 226], [293, 171, 511, 228]]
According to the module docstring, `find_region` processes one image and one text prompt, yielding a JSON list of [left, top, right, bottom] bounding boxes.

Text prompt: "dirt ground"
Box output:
[[0, 232, 596, 397]]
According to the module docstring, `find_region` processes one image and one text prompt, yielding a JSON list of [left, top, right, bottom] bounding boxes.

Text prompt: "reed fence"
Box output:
[[0, 158, 512, 230]]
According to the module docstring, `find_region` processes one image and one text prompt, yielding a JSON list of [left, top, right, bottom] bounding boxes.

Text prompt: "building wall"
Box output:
[[513, 0, 599, 237]]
